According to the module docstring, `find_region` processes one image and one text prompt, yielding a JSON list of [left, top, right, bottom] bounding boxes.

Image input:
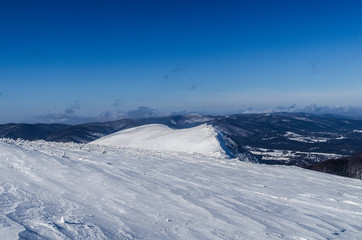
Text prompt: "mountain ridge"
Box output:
[[2, 112, 362, 166], [92, 123, 232, 158]]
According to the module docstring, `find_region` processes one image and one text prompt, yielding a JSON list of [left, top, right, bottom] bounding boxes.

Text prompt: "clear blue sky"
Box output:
[[1, 0, 362, 123]]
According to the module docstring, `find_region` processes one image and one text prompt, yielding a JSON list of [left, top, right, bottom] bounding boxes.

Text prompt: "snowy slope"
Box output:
[[91, 124, 230, 158], [1, 138, 362, 239]]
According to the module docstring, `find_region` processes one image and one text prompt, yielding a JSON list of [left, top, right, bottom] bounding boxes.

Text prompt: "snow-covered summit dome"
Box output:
[[91, 124, 229, 158]]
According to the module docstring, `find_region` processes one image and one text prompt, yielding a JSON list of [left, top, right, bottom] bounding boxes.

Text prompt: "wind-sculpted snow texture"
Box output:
[[0, 139, 362, 239], [91, 124, 230, 158]]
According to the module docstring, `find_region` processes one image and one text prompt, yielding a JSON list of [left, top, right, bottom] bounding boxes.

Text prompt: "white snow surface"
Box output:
[[283, 131, 346, 143], [245, 146, 344, 162], [1, 138, 362, 239], [284, 131, 329, 143], [91, 124, 228, 158]]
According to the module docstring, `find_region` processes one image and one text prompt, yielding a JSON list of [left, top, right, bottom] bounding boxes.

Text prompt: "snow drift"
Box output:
[[1, 139, 362, 239], [0, 139, 362, 239], [91, 124, 230, 158]]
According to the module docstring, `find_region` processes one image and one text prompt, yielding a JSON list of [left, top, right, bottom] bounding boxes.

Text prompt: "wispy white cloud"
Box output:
[[64, 101, 81, 115], [169, 89, 362, 110], [30, 89, 362, 124], [35, 106, 173, 124]]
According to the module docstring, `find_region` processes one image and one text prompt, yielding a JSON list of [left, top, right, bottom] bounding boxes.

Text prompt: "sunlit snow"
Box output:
[[0, 138, 361, 239], [92, 124, 229, 158]]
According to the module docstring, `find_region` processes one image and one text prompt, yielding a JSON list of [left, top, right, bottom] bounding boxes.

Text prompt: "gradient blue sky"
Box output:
[[1, 0, 362, 123]]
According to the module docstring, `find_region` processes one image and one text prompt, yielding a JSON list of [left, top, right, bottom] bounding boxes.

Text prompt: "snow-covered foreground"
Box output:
[[0, 139, 362, 240], [91, 124, 230, 158]]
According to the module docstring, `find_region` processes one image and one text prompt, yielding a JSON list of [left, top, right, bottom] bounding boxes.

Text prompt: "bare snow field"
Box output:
[[91, 124, 229, 158], [0, 138, 362, 239]]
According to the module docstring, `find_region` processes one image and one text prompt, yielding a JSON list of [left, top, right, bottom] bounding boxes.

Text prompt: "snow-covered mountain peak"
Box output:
[[91, 124, 230, 158]]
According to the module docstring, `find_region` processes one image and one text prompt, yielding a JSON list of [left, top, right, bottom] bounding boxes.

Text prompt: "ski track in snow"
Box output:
[[0, 139, 362, 239]]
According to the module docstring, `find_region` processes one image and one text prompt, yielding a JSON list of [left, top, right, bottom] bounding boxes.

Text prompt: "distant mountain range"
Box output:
[[2, 112, 362, 167], [241, 104, 362, 119]]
